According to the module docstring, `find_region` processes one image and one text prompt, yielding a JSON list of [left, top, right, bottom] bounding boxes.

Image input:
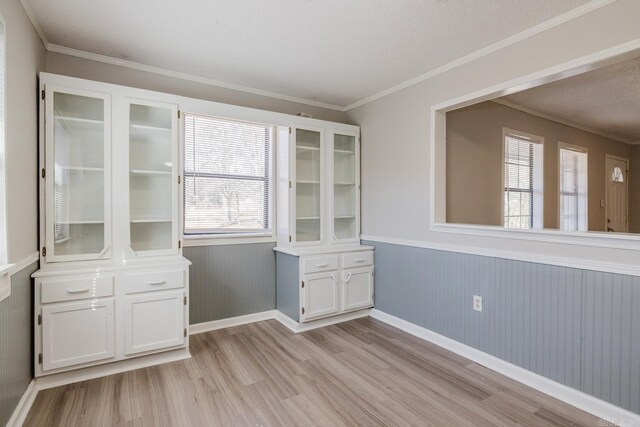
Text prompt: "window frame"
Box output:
[[0, 15, 11, 302], [182, 113, 276, 244], [558, 142, 588, 231], [502, 128, 544, 230]]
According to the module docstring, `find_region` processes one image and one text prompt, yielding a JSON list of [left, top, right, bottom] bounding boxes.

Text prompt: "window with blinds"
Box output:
[[559, 146, 588, 231], [183, 113, 272, 235], [503, 130, 543, 229]]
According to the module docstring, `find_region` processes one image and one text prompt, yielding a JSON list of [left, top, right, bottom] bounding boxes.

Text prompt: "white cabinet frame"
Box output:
[[329, 129, 361, 245]]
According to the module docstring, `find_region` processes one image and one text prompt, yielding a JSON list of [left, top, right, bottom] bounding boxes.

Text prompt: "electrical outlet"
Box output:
[[473, 295, 482, 312]]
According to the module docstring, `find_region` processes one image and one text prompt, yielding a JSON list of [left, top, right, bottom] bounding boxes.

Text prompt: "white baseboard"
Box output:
[[6, 379, 37, 427], [189, 310, 277, 334], [35, 348, 191, 391], [369, 309, 640, 427], [275, 309, 371, 333]]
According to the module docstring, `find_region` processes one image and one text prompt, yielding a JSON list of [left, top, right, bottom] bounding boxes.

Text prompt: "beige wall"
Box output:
[[630, 145, 640, 233], [446, 101, 633, 231], [346, 0, 640, 266], [0, 0, 45, 262], [45, 52, 349, 123]]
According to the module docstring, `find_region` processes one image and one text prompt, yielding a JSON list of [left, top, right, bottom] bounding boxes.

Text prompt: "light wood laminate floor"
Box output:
[[25, 317, 604, 426]]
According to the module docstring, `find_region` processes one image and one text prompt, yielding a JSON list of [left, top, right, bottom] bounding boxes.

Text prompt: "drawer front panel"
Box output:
[[121, 269, 185, 294], [41, 275, 114, 304], [342, 251, 374, 269], [303, 255, 338, 274]]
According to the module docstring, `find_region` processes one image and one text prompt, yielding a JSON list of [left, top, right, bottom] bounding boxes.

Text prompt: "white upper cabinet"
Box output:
[[40, 75, 183, 265], [126, 99, 179, 256], [277, 123, 360, 249], [44, 86, 112, 262]]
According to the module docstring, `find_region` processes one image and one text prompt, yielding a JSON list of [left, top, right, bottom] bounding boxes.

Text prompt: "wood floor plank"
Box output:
[[25, 317, 607, 426]]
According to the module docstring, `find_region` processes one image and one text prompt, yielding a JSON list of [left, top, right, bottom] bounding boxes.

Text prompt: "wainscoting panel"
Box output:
[[184, 243, 276, 325], [0, 261, 38, 426], [276, 252, 300, 322], [363, 240, 640, 415]]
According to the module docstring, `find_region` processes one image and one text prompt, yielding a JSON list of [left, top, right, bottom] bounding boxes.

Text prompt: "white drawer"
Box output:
[[121, 270, 185, 294], [342, 251, 374, 269], [303, 255, 338, 274], [41, 275, 114, 304]]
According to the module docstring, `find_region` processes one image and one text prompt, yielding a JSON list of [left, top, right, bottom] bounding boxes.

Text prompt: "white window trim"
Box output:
[[182, 114, 276, 241], [502, 128, 544, 230], [429, 39, 640, 252], [558, 142, 588, 231], [0, 13, 10, 302]]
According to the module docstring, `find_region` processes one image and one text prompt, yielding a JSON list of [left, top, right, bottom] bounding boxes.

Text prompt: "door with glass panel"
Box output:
[[45, 86, 111, 261], [127, 99, 178, 255], [331, 131, 359, 243], [293, 127, 323, 244]]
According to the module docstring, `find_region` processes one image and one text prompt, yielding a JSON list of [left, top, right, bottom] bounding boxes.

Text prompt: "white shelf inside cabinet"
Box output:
[[59, 166, 104, 173], [55, 116, 104, 131], [297, 180, 321, 184], [130, 217, 172, 223], [130, 169, 172, 176], [297, 216, 321, 220]]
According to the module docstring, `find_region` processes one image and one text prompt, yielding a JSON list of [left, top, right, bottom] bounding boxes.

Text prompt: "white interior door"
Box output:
[[124, 290, 185, 355], [342, 267, 374, 312], [605, 155, 628, 232], [301, 271, 339, 321], [42, 299, 115, 371]]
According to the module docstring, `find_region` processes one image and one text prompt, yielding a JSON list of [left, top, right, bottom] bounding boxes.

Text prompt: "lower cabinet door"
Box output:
[[124, 290, 185, 355], [42, 299, 115, 371], [342, 267, 374, 312], [301, 271, 339, 322]]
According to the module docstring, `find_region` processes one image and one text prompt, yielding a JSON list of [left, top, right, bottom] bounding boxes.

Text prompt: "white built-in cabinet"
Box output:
[[275, 121, 373, 324], [34, 73, 189, 378]]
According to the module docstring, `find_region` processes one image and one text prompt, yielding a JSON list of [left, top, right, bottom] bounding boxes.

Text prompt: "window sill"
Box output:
[[0, 263, 14, 303], [183, 233, 276, 247]]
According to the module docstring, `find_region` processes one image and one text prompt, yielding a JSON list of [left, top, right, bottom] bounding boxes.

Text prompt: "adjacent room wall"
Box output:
[[630, 145, 640, 233], [446, 100, 633, 231], [0, 0, 45, 423]]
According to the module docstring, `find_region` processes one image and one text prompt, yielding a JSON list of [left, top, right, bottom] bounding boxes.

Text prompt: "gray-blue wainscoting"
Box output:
[[0, 261, 38, 426], [363, 240, 640, 415], [185, 243, 276, 325]]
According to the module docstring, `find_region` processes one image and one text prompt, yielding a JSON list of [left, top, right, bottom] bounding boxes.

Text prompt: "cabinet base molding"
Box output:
[[190, 310, 278, 334], [369, 309, 640, 427], [275, 309, 371, 333], [35, 348, 191, 391], [6, 379, 37, 427]]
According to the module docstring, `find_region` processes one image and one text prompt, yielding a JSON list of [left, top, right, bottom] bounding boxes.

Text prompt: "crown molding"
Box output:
[[20, 0, 618, 113], [342, 0, 619, 111]]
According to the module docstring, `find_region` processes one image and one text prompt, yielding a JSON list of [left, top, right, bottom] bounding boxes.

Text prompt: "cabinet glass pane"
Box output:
[[333, 134, 356, 239], [129, 104, 173, 251], [52, 92, 105, 256], [296, 129, 321, 242]]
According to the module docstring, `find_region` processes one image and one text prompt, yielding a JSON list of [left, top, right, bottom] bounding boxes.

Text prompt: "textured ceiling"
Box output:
[[25, 0, 588, 108], [503, 56, 640, 144]]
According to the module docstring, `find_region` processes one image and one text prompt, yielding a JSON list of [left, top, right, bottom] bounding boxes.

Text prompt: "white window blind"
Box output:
[[504, 131, 543, 229], [559, 147, 588, 231], [183, 113, 272, 235]]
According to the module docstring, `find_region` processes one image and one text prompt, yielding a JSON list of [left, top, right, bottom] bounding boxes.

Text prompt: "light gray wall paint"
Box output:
[[0, 262, 38, 425], [347, 0, 640, 266], [45, 52, 350, 124], [364, 240, 640, 415], [276, 252, 300, 322], [1, 0, 46, 262], [184, 243, 276, 324]]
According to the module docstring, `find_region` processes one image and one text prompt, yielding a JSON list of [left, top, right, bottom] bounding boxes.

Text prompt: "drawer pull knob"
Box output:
[[353, 258, 364, 262], [67, 288, 90, 294], [315, 263, 328, 268], [147, 280, 167, 286]]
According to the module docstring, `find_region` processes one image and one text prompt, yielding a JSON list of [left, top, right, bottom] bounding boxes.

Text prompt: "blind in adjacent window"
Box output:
[[183, 113, 272, 234], [559, 147, 588, 231], [504, 132, 543, 229]]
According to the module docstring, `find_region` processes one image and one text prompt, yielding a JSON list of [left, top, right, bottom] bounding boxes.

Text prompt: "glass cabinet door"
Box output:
[[46, 88, 110, 260], [128, 100, 177, 253], [295, 128, 322, 243], [332, 132, 358, 241]]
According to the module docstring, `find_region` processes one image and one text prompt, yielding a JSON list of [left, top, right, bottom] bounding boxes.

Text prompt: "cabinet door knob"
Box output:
[[344, 272, 352, 284]]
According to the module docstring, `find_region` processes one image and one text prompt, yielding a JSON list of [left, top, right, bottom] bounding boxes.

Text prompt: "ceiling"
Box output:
[[502, 56, 640, 144], [24, 0, 589, 109]]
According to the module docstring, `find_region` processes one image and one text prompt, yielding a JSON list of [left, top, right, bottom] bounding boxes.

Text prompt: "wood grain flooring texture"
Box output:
[[24, 318, 606, 426]]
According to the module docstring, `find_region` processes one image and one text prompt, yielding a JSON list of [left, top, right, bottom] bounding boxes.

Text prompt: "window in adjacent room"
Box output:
[[503, 129, 543, 229], [559, 144, 588, 231], [183, 113, 273, 236]]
